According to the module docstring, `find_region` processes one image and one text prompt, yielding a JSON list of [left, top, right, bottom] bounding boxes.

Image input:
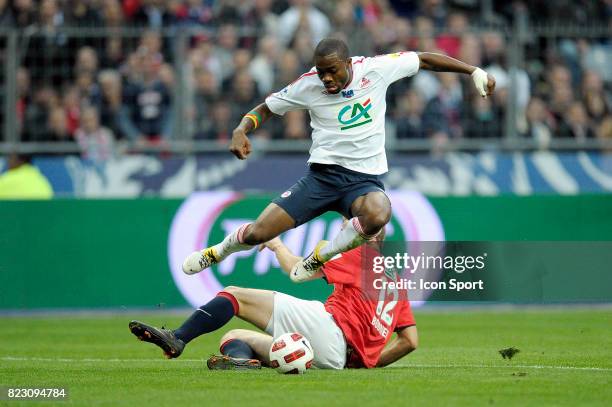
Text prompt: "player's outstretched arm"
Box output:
[[229, 103, 274, 160], [376, 326, 418, 367], [259, 237, 324, 281], [417, 52, 496, 98], [259, 237, 302, 275]]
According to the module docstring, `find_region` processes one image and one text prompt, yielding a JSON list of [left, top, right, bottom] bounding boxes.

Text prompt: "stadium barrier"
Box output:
[[1, 193, 611, 310], [1, 152, 612, 197]]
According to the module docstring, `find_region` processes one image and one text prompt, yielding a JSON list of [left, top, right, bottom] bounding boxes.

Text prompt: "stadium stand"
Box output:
[[0, 0, 609, 157]]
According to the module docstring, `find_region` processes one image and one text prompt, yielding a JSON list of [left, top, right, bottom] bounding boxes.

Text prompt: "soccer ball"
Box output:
[[269, 332, 314, 374]]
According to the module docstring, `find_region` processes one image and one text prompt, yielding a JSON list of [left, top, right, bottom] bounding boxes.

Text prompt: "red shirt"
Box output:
[[323, 246, 415, 368]]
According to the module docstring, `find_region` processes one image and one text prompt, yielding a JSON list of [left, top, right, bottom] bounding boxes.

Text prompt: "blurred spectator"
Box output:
[[131, 0, 175, 28], [26, 0, 70, 86], [119, 48, 173, 143], [242, 0, 279, 39], [357, 0, 386, 25], [422, 72, 463, 138], [175, 0, 214, 27], [222, 48, 253, 91], [419, 0, 448, 28], [189, 38, 223, 85], [23, 87, 59, 141], [215, 24, 240, 82], [62, 86, 81, 135], [215, 0, 242, 25], [64, 0, 102, 26], [581, 41, 612, 83], [249, 36, 279, 95], [435, 12, 468, 58], [331, 0, 374, 57], [100, 37, 125, 69], [75, 69, 101, 106], [158, 62, 176, 89], [16, 67, 31, 135], [75, 106, 116, 162], [549, 83, 574, 124], [102, 0, 124, 28], [139, 30, 166, 63], [409, 16, 436, 52], [464, 94, 501, 138], [0, 0, 14, 26], [558, 102, 596, 141], [581, 70, 609, 123], [481, 31, 505, 66], [523, 97, 554, 148], [230, 71, 260, 125], [277, 0, 331, 48], [395, 89, 426, 139], [458, 33, 482, 68], [13, 0, 36, 29], [3, 0, 610, 148], [0, 153, 53, 200], [198, 101, 233, 141], [291, 32, 317, 71], [273, 49, 301, 90], [75, 46, 100, 77], [411, 67, 440, 104], [44, 106, 73, 142], [283, 110, 309, 140], [597, 117, 612, 142], [97, 69, 124, 139], [192, 68, 219, 139]]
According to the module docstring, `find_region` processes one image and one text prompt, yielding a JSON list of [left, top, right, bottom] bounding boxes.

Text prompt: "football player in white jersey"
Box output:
[[183, 38, 495, 280]]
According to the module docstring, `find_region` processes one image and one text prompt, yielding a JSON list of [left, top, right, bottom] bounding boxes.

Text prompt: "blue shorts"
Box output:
[[272, 163, 386, 227]]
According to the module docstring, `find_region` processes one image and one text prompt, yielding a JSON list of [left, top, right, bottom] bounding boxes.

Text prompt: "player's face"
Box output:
[[315, 53, 352, 94]]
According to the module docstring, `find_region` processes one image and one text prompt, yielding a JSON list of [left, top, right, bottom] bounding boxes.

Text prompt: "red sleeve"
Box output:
[[394, 300, 416, 330], [321, 248, 362, 286]]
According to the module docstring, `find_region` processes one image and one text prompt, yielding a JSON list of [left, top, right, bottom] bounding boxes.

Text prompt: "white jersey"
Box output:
[[265, 52, 420, 175]]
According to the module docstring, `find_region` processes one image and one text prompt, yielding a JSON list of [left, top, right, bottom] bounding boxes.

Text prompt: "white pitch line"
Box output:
[[398, 363, 612, 372], [1, 356, 610, 372], [1, 356, 203, 363]]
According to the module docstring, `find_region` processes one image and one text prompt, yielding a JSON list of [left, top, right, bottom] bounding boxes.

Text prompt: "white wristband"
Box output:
[[471, 67, 489, 97]]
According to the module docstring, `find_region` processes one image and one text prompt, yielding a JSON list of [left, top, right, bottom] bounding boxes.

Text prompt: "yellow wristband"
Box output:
[[245, 114, 259, 129]]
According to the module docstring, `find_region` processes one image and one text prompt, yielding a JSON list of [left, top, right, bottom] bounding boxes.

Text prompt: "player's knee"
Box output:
[[242, 223, 272, 245], [222, 286, 243, 299], [361, 209, 390, 235], [357, 195, 391, 235], [219, 329, 241, 348]]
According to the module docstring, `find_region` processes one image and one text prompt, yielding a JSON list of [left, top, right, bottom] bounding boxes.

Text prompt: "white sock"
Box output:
[[318, 217, 376, 261], [212, 223, 253, 259]]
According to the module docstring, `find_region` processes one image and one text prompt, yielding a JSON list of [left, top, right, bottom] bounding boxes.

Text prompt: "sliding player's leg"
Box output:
[[266, 292, 347, 369], [182, 203, 295, 275], [129, 286, 274, 360], [207, 329, 273, 370]]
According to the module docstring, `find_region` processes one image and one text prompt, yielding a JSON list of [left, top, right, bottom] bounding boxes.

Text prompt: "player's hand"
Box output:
[[229, 129, 252, 160], [471, 68, 495, 98], [258, 236, 283, 252]]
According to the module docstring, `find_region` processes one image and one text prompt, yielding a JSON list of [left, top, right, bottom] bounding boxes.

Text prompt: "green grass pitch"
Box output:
[[1, 308, 610, 406]]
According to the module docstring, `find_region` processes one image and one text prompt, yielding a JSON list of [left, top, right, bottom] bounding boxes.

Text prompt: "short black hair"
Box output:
[[314, 38, 349, 60]]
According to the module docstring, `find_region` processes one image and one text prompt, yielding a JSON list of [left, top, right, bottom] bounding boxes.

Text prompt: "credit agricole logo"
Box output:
[[338, 98, 373, 130], [168, 192, 444, 307]]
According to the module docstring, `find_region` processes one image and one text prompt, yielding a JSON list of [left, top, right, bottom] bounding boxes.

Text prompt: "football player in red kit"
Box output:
[[129, 222, 417, 369]]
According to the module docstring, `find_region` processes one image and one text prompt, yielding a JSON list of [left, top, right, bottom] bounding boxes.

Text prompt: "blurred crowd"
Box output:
[[0, 0, 610, 160]]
